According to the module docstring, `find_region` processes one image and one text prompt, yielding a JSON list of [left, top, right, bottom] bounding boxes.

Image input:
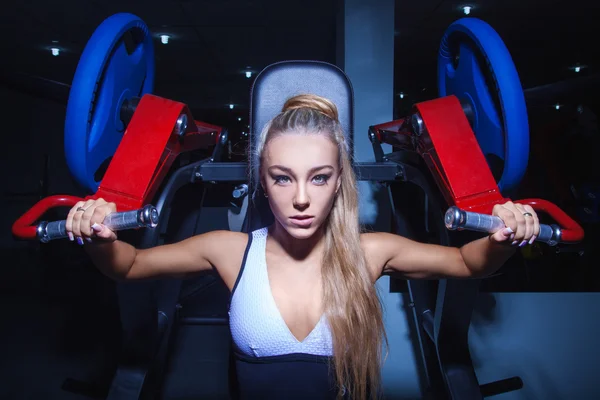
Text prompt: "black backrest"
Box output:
[[244, 61, 355, 232]]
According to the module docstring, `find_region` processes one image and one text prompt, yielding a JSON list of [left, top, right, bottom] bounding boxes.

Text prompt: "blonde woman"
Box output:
[[66, 94, 539, 400]]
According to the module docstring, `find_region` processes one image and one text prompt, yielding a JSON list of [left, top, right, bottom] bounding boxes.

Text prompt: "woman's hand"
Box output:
[[489, 201, 540, 247], [65, 198, 118, 245]]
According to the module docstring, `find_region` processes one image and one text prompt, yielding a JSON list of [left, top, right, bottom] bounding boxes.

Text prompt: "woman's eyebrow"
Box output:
[[268, 165, 334, 175]]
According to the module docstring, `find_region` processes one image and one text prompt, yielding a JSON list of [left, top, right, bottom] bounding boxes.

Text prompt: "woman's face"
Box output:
[[261, 132, 342, 240]]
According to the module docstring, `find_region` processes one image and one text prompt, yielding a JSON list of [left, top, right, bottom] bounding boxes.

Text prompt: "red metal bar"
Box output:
[[194, 120, 224, 145], [371, 118, 413, 150], [373, 95, 584, 243], [12, 195, 84, 239], [372, 119, 406, 132], [520, 198, 584, 243], [415, 96, 507, 210], [13, 94, 223, 241], [95, 94, 222, 211]]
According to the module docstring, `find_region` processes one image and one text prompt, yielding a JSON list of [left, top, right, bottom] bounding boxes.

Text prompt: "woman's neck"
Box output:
[[269, 222, 325, 262]]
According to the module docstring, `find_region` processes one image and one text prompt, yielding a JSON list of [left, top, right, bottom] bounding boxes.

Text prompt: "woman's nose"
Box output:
[[293, 184, 310, 210]]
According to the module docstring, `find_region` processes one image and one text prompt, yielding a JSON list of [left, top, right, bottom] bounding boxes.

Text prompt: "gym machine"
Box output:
[[12, 13, 584, 400]]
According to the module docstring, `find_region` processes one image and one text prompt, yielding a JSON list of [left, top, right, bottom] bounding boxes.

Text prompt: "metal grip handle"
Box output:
[[37, 205, 159, 243], [102, 206, 159, 230], [444, 206, 562, 246]]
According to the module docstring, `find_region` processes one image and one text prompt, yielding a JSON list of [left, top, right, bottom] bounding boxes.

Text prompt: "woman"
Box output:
[[66, 94, 539, 400]]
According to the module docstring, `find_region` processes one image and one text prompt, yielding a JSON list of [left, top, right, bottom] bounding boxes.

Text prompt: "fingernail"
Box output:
[[505, 227, 514, 234], [76, 237, 84, 245], [519, 240, 527, 247], [529, 235, 537, 245], [510, 233, 515, 241], [91, 223, 102, 232], [86, 237, 93, 243], [68, 232, 74, 241], [503, 227, 513, 236], [512, 240, 518, 246]]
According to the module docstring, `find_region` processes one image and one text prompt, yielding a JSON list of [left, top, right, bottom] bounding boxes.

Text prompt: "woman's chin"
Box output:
[[284, 222, 323, 240]]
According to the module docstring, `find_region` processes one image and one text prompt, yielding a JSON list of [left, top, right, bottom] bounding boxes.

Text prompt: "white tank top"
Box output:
[[229, 227, 333, 358]]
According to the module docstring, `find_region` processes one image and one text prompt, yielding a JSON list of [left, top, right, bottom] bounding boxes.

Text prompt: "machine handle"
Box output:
[[517, 198, 584, 243], [36, 205, 159, 243], [12, 194, 159, 242], [445, 206, 562, 246], [12, 195, 82, 240]]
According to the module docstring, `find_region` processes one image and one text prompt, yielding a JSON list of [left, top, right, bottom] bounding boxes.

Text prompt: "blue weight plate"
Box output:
[[438, 18, 529, 193], [65, 13, 155, 192]]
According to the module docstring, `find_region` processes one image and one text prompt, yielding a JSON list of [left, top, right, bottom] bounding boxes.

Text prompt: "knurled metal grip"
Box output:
[[36, 205, 159, 243], [445, 206, 561, 246]]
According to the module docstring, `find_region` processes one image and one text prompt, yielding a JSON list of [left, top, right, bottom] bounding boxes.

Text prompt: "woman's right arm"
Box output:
[[83, 232, 235, 280], [66, 198, 245, 284]]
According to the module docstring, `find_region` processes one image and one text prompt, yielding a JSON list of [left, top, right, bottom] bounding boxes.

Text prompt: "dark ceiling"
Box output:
[[394, 0, 600, 109], [1, 0, 599, 131]]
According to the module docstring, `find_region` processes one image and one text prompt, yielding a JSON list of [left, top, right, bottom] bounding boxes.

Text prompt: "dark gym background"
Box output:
[[1, 0, 599, 399]]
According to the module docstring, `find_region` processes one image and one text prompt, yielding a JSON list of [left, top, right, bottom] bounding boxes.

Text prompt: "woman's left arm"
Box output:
[[365, 201, 540, 280]]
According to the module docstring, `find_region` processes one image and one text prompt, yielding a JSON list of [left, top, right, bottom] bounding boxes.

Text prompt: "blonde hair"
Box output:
[[251, 94, 387, 399]]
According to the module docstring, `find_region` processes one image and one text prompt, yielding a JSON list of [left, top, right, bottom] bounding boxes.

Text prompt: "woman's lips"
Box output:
[[289, 216, 315, 227]]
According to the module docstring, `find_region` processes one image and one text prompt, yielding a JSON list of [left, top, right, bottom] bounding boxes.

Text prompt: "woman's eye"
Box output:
[[274, 175, 291, 184], [313, 175, 330, 185]]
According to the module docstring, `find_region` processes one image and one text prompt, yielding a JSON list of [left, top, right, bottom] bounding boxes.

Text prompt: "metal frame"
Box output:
[[369, 96, 530, 399]]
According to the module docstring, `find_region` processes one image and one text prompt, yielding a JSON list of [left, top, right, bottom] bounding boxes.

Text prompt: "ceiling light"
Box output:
[[245, 71, 252, 78], [160, 35, 170, 44], [399, 92, 404, 99], [229, 104, 234, 110], [462, 6, 472, 15], [51, 48, 59, 56], [238, 117, 242, 121], [555, 104, 561, 110]]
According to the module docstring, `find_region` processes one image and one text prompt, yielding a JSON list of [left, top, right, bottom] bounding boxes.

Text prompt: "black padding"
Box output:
[[234, 355, 339, 400], [246, 61, 354, 232]]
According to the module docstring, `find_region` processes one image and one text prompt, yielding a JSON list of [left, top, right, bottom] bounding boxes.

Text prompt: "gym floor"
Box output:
[[0, 245, 119, 399], [0, 244, 232, 400]]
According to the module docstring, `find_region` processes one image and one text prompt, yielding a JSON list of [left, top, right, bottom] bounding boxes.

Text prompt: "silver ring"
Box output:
[[523, 212, 533, 217], [76, 207, 86, 212]]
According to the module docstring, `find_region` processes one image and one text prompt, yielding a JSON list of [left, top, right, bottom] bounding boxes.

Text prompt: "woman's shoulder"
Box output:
[[359, 231, 383, 251], [202, 227, 269, 256], [203, 229, 250, 241], [359, 232, 389, 281], [198, 230, 251, 289], [201, 230, 251, 256]]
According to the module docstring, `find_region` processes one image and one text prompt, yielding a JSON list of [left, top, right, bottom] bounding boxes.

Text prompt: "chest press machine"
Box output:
[[13, 13, 584, 400]]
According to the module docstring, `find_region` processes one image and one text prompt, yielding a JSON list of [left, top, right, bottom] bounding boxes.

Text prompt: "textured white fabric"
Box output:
[[229, 227, 333, 357]]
